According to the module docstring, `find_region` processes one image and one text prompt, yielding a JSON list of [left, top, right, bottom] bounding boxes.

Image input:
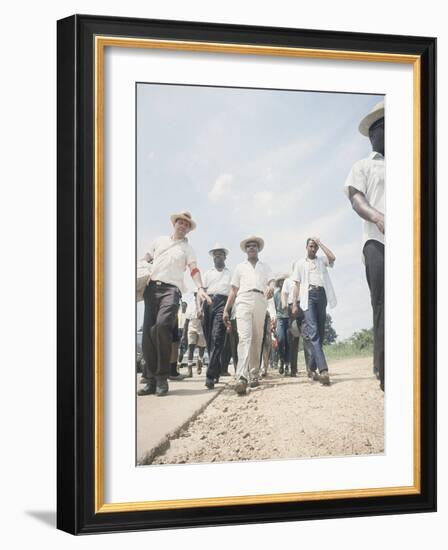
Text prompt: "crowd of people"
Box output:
[[137, 100, 385, 397]]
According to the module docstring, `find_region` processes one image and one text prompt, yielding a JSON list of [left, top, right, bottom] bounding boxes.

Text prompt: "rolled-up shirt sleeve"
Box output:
[[186, 244, 197, 267], [344, 160, 367, 197], [230, 265, 241, 288]]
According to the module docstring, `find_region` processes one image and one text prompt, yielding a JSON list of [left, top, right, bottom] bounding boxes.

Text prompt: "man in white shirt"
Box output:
[[223, 236, 275, 395], [138, 211, 211, 397], [344, 100, 385, 392], [292, 238, 336, 385], [201, 244, 232, 389]]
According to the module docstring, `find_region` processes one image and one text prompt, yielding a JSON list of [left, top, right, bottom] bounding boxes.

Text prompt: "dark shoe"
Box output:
[[186, 365, 193, 378], [235, 377, 248, 395], [290, 371, 297, 377], [319, 370, 330, 386], [279, 366, 284, 375], [249, 379, 259, 388], [156, 377, 169, 396], [169, 372, 186, 381], [285, 366, 289, 376], [137, 380, 156, 395], [205, 377, 215, 390], [196, 359, 203, 375], [309, 370, 319, 381]]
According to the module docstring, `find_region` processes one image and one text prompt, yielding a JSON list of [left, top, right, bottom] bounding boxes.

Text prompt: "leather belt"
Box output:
[[250, 289, 264, 294], [152, 280, 177, 288]]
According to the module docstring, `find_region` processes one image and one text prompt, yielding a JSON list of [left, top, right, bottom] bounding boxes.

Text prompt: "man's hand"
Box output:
[[374, 212, 385, 234], [198, 287, 212, 305], [291, 303, 298, 317], [310, 236, 321, 246], [265, 287, 274, 299], [223, 309, 231, 329]]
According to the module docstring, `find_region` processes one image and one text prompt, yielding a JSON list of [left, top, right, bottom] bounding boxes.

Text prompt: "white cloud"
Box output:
[[208, 173, 234, 202]]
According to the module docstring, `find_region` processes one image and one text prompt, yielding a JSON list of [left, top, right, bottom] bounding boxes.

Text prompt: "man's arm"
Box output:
[[280, 281, 289, 310], [181, 319, 190, 346], [291, 281, 301, 316], [312, 238, 336, 266], [223, 286, 238, 328], [348, 186, 385, 234], [265, 279, 275, 299], [195, 292, 204, 320]]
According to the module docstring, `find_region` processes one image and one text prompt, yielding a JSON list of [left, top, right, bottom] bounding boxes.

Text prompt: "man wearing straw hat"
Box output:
[[344, 100, 385, 391], [138, 211, 211, 397], [223, 236, 275, 395], [201, 244, 232, 389]]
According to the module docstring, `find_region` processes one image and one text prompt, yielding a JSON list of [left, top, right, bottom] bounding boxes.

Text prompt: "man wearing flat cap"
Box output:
[[201, 244, 232, 389], [138, 211, 211, 397], [344, 100, 385, 391], [223, 236, 275, 395]]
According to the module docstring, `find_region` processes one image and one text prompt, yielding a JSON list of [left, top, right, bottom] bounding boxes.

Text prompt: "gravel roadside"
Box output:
[[151, 356, 384, 465]]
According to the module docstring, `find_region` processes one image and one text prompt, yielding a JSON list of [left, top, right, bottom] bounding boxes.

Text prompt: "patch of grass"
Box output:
[[296, 341, 373, 366]]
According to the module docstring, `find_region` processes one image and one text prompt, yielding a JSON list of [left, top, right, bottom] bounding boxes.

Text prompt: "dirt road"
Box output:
[[151, 356, 384, 465]]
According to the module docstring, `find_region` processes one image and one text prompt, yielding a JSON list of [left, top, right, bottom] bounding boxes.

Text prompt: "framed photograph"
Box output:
[[57, 14, 436, 534]]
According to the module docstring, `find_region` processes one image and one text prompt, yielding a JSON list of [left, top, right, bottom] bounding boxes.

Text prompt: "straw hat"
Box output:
[[170, 211, 196, 231], [208, 243, 229, 256], [240, 235, 264, 252], [358, 100, 385, 136]]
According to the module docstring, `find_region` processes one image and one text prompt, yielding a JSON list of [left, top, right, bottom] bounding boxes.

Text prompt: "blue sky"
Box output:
[[136, 83, 383, 340]]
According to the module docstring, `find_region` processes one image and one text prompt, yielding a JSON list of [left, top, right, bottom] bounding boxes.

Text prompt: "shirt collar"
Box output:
[[170, 235, 188, 243], [369, 151, 384, 160]]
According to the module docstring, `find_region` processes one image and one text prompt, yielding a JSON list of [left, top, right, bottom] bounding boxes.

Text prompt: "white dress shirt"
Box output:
[[203, 267, 232, 296], [281, 277, 295, 305], [343, 151, 385, 248], [231, 260, 274, 294], [292, 256, 337, 311], [148, 235, 196, 292]]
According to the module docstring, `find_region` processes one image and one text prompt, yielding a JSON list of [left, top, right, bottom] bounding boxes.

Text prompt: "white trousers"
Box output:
[[235, 292, 267, 382]]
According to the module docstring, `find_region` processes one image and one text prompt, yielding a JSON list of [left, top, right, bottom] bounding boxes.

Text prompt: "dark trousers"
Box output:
[[363, 240, 385, 388], [287, 304, 310, 374], [202, 294, 228, 380], [303, 288, 328, 373], [276, 317, 290, 366], [142, 281, 180, 380], [222, 319, 238, 374]]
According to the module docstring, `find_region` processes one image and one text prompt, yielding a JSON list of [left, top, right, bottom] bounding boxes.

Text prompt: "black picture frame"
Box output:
[[57, 14, 436, 535]]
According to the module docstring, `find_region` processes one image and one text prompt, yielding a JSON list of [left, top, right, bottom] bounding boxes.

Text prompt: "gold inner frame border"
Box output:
[[94, 36, 422, 513]]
